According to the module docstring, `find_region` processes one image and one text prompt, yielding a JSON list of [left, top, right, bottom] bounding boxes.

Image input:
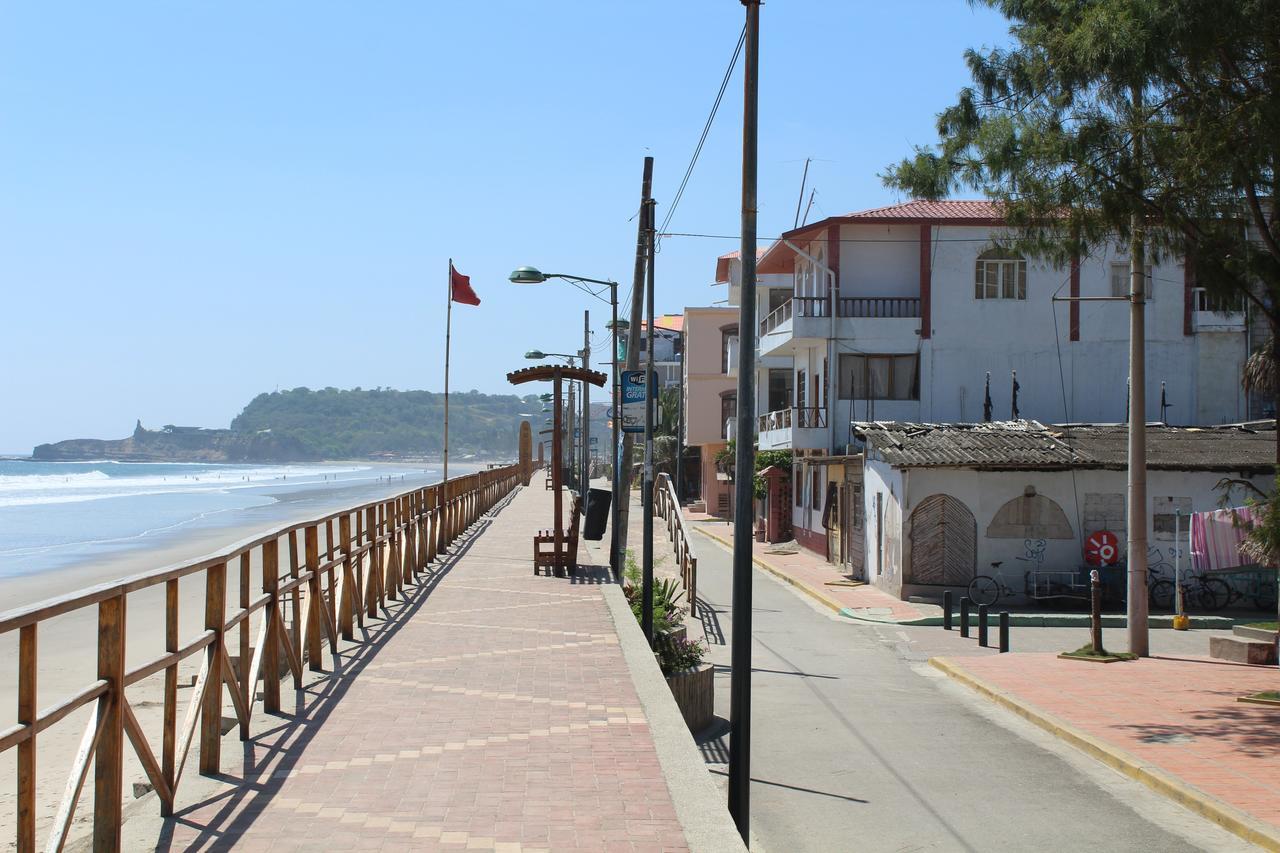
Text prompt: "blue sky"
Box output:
[[0, 1, 1011, 453]]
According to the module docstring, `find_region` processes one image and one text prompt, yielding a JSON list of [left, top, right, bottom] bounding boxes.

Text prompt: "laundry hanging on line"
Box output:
[[1189, 505, 1263, 573]]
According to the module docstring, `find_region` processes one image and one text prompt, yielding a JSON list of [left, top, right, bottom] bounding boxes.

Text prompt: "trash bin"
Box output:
[[583, 488, 612, 540]]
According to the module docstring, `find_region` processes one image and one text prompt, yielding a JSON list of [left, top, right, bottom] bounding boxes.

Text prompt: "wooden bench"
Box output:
[[534, 494, 581, 576]]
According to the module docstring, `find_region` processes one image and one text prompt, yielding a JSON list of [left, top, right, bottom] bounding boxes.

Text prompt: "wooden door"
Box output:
[[844, 475, 865, 580], [907, 494, 976, 586]]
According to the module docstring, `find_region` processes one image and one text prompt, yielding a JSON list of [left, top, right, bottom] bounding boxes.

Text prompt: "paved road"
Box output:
[[691, 533, 1255, 853]]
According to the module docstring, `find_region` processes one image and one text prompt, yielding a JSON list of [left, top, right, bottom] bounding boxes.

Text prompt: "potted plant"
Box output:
[[656, 634, 714, 732]]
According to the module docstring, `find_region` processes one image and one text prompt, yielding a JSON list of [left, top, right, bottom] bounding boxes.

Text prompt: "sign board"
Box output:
[[621, 370, 647, 434]]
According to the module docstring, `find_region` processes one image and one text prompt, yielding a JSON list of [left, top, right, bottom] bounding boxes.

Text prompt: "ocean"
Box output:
[[0, 459, 486, 579]]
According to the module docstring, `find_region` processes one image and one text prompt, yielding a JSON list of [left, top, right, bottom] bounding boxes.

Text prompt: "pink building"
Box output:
[[682, 305, 739, 517]]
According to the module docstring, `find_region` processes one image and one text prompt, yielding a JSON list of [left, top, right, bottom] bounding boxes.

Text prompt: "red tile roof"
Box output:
[[841, 199, 1002, 220], [714, 248, 767, 283]]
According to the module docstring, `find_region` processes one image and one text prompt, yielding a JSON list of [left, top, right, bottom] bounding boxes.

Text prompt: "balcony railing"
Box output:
[[761, 294, 922, 335], [838, 296, 921, 318], [760, 298, 792, 335], [757, 406, 827, 433], [1191, 287, 1244, 313]]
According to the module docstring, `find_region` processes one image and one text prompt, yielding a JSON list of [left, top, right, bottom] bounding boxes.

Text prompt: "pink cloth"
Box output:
[[1190, 505, 1260, 572]]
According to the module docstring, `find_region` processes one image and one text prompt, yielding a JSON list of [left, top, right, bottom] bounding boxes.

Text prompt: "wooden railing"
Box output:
[[654, 473, 698, 617], [0, 464, 521, 852], [837, 296, 920, 318]]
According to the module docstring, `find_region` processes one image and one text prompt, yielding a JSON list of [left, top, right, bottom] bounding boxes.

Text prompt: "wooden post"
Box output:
[[325, 518, 337, 631], [237, 553, 251, 739], [199, 563, 226, 775], [553, 369, 564, 569], [353, 511, 366, 629], [366, 506, 380, 620], [261, 542, 281, 713], [94, 594, 126, 850], [1091, 569, 1104, 655], [287, 530, 303, 688], [339, 514, 354, 641], [306, 525, 323, 671], [18, 624, 36, 851], [161, 578, 178, 815]]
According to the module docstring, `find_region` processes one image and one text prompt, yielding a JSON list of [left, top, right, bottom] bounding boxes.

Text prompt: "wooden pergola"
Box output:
[[508, 365, 607, 570]]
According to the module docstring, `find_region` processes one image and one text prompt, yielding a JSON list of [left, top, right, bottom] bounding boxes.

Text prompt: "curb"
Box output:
[[693, 526, 849, 615], [601, 580, 746, 853], [930, 656, 1280, 852]]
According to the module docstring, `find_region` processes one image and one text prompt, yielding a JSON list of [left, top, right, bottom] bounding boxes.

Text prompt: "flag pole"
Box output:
[[444, 259, 452, 486]]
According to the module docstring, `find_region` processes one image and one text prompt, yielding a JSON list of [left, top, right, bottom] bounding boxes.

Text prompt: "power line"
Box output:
[[658, 23, 747, 242]]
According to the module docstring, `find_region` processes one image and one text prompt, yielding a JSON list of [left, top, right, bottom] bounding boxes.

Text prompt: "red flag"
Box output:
[[450, 264, 480, 306]]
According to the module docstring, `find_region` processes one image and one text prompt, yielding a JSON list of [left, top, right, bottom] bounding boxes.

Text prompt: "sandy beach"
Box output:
[[0, 462, 492, 849]]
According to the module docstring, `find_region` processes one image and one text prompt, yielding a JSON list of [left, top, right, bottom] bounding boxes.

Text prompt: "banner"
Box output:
[[621, 370, 647, 434]]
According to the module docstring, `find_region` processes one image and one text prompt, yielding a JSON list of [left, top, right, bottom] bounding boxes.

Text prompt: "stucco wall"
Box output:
[[684, 307, 738, 446], [877, 464, 1270, 602]]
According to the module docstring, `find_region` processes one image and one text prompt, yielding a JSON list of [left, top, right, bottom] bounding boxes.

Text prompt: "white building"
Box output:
[[853, 420, 1274, 603], [715, 199, 1259, 559]]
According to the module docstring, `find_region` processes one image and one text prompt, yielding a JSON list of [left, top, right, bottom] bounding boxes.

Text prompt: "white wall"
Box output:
[[862, 456, 906, 596], [888, 464, 1271, 602], [840, 224, 919, 298]]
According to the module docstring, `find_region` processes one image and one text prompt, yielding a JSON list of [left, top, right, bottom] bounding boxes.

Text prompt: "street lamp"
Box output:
[[511, 266, 622, 579]]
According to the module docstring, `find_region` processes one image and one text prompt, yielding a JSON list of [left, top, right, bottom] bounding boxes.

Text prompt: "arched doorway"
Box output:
[[907, 494, 976, 586]]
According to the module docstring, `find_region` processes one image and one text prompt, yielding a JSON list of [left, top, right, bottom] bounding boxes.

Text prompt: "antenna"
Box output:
[[793, 158, 811, 229], [801, 189, 817, 227]]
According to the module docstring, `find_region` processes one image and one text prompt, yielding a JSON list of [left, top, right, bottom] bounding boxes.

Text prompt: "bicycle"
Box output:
[[1148, 573, 1231, 612], [967, 562, 1022, 607]]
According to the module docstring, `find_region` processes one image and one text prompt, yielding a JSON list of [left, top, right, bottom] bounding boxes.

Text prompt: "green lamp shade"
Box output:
[[525, 350, 546, 359], [509, 266, 548, 284]]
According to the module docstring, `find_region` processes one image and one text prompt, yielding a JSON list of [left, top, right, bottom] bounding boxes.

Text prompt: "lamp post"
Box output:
[[511, 267, 622, 579]]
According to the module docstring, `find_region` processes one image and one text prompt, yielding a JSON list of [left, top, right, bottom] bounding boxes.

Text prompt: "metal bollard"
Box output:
[[999, 611, 1010, 653], [959, 597, 971, 638], [978, 604, 989, 647], [943, 590, 953, 630]]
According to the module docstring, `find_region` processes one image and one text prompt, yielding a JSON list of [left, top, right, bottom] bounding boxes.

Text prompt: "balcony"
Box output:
[[758, 295, 922, 356], [1191, 287, 1246, 333], [756, 406, 829, 451]]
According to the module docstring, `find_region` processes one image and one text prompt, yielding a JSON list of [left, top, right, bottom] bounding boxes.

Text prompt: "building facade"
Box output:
[[682, 305, 739, 517], [737, 199, 1255, 561]]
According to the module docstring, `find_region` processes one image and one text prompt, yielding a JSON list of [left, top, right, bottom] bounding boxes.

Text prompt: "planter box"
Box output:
[[664, 663, 714, 733], [657, 625, 687, 646]]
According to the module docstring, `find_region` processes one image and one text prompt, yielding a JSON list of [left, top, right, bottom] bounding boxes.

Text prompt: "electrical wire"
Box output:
[[657, 23, 747, 245]]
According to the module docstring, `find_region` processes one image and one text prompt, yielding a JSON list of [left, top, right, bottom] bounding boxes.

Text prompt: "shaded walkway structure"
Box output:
[[158, 484, 687, 852]]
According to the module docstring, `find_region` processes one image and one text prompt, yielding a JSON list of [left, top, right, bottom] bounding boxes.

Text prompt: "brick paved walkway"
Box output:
[[936, 652, 1280, 840], [165, 485, 688, 852]]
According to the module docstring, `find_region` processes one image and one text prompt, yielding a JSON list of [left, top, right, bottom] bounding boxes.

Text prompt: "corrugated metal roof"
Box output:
[[855, 421, 1276, 472]]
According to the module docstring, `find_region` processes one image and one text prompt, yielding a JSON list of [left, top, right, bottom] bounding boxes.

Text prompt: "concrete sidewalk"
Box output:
[[689, 521, 927, 622], [148, 484, 723, 852], [932, 652, 1280, 850]]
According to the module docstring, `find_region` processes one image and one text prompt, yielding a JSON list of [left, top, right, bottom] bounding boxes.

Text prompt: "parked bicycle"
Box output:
[[1148, 574, 1230, 612]]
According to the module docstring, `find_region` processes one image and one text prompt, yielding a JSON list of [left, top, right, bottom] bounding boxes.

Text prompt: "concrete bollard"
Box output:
[[978, 604, 989, 647], [999, 611, 1010, 653], [943, 590, 953, 631], [959, 597, 971, 638]]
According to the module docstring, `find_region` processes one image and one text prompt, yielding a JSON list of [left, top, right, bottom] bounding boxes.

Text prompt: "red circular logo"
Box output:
[[1084, 530, 1120, 566]]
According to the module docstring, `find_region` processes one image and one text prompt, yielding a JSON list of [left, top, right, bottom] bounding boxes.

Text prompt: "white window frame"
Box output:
[[974, 251, 1027, 300]]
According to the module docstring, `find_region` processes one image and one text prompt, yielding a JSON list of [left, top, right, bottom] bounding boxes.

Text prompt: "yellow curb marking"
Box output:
[[930, 656, 1280, 852], [694, 525, 847, 614]]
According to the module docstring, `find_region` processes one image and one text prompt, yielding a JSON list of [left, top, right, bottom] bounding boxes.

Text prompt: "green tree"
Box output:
[[885, 0, 1280, 457]]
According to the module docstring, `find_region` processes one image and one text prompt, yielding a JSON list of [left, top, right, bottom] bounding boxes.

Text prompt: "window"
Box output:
[[720, 392, 736, 440], [838, 353, 919, 400], [720, 324, 739, 374], [796, 370, 807, 408], [768, 369, 791, 412], [811, 469, 821, 510], [795, 465, 802, 506], [974, 249, 1027, 300], [768, 287, 791, 314], [1152, 496, 1191, 539], [1111, 263, 1154, 300]]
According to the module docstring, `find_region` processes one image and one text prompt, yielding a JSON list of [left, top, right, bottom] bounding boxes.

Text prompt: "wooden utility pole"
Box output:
[[619, 157, 654, 569], [729, 0, 761, 842], [642, 197, 657, 643]]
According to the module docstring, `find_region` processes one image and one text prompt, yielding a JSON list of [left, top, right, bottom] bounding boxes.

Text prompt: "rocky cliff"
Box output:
[[33, 422, 320, 463]]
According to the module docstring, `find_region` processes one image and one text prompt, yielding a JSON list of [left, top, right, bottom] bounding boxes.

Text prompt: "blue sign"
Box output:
[[621, 370, 647, 433]]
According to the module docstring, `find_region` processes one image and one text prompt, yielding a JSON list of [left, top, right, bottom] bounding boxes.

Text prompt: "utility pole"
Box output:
[[676, 328, 685, 503], [729, 0, 760, 842], [582, 309, 590, 497], [641, 197, 657, 644], [566, 363, 576, 494], [1127, 84, 1150, 657], [620, 157, 654, 576]]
